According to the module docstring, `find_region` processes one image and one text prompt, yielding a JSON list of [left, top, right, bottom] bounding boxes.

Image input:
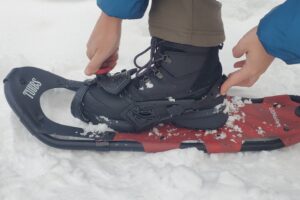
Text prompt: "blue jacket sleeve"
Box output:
[[97, 0, 149, 19], [257, 0, 300, 65]]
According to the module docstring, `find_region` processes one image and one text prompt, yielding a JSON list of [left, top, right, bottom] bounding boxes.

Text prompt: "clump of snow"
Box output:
[[167, 128, 178, 133], [230, 138, 238, 143], [164, 127, 182, 138], [182, 140, 203, 144], [243, 99, 253, 104], [148, 131, 154, 136], [80, 123, 112, 138], [214, 100, 227, 113], [205, 130, 218, 136], [139, 86, 144, 91], [152, 127, 162, 137], [215, 132, 227, 140], [222, 97, 250, 134], [168, 96, 176, 102], [195, 133, 203, 137], [273, 102, 283, 108], [145, 80, 154, 88], [96, 115, 110, 122], [207, 96, 252, 142], [139, 80, 154, 90], [256, 127, 266, 136], [224, 96, 252, 114]]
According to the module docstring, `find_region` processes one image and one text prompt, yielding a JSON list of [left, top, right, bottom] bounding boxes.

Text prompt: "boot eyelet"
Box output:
[[163, 55, 172, 64], [155, 70, 164, 79]]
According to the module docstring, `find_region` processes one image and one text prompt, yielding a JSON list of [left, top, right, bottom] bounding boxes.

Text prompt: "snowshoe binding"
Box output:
[[71, 37, 228, 132]]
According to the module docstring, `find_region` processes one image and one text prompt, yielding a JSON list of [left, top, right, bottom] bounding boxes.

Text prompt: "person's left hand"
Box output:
[[85, 13, 121, 76], [221, 26, 275, 95]]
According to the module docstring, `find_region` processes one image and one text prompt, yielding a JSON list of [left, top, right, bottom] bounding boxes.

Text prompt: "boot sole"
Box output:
[[104, 109, 228, 132], [171, 110, 228, 130]]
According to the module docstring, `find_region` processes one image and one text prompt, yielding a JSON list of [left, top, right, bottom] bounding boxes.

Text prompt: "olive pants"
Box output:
[[149, 0, 225, 47]]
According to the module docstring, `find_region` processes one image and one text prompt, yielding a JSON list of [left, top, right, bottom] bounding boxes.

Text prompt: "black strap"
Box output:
[[97, 69, 135, 95], [71, 80, 96, 122]]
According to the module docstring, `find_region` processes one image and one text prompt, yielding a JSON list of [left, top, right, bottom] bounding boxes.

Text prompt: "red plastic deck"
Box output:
[[114, 95, 300, 153]]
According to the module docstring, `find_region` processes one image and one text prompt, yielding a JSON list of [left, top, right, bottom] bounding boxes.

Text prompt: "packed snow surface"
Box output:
[[1, 0, 300, 199]]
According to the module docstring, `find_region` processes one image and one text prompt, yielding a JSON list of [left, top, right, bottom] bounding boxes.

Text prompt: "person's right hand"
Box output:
[[85, 13, 122, 76], [221, 26, 274, 95]]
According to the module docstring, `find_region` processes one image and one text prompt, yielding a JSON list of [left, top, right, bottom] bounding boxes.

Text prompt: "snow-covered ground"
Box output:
[[1, 0, 300, 199]]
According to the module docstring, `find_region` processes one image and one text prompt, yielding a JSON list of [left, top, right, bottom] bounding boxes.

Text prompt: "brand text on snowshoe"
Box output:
[[269, 107, 281, 128], [22, 78, 42, 99]]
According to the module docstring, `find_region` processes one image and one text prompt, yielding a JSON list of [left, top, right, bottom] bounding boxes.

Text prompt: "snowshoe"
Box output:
[[71, 37, 228, 132], [4, 66, 300, 153]]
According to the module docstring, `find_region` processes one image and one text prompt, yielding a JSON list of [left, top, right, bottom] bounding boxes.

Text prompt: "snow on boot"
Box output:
[[71, 37, 228, 132]]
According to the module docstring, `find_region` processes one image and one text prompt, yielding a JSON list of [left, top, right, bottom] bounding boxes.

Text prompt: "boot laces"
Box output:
[[133, 38, 167, 78]]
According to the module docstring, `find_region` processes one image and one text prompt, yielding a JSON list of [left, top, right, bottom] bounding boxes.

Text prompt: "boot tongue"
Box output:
[[160, 50, 207, 78], [158, 39, 214, 78], [160, 39, 212, 54]]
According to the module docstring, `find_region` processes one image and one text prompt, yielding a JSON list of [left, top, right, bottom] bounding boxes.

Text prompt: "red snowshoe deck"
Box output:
[[115, 95, 300, 153], [4, 67, 300, 153]]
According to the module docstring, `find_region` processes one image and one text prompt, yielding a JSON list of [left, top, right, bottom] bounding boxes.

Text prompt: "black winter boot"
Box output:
[[71, 37, 228, 132]]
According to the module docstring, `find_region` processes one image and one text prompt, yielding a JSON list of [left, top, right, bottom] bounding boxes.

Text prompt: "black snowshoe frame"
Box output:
[[4, 67, 300, 153]]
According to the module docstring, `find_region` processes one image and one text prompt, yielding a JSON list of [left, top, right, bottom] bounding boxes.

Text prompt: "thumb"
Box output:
[[85, 51, 106, 76], [232, 40, 247, 58]]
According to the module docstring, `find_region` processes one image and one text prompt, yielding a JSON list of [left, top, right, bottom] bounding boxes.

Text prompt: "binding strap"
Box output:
[[71, 79, 96, 122]]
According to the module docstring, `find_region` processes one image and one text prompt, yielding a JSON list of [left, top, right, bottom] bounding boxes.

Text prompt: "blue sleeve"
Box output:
[[257, 0, 300, 65], [97, 0, 149, 19]]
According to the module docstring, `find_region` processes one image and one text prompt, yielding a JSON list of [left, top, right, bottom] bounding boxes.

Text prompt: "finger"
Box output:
[[96, 66, 114, 75], [85, 51, 105, 75], [220, 69, 249, 95], [86, 48, 97, 60], [102, 60, 117, 68], [242, 76, 259, 87], [235, 79, 253, 87], [86, 50, 93, 60], [234, 60, 246, 68], [106, 52, 119, 63], [112, 52, 119, 61], [103, 62, 117, 69], [232, 40, 246, 58]]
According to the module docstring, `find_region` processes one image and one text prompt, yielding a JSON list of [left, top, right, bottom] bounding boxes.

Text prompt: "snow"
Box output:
[[145, 80, 154, 89], [256, 127, 266, 136], [1, 0, 300, 199], [222, 97, 249, 134], [215, 132, 227, 140], [168, 96, 176, 102]]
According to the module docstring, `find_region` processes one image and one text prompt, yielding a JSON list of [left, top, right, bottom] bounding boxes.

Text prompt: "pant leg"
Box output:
[[149, 0, 225, 47]]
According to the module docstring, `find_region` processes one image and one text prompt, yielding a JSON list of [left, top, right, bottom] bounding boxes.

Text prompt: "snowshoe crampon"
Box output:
[[4, 67, 300, 153]]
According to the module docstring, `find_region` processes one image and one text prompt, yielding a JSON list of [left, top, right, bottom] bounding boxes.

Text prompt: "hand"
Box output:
[[85, 13, 122, 75], [221, 26, 275, 95]]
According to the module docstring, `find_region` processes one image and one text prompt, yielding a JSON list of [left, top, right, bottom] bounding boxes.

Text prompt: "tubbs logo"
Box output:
[[269, 107, 281, 128], [22, 78, 42, 99]]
